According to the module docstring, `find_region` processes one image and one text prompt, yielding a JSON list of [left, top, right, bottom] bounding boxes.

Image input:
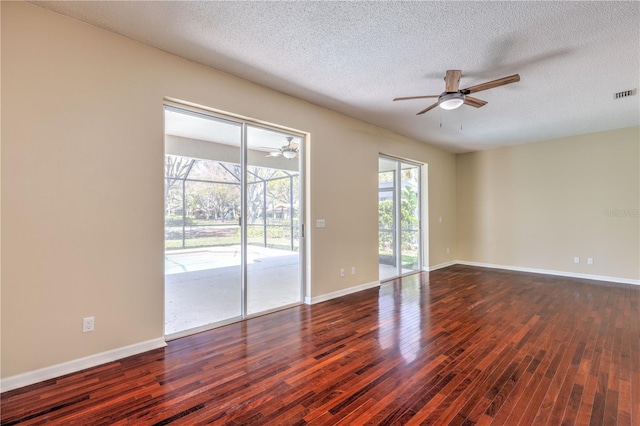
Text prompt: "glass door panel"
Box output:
[[245, 125, 302, 315], [164, 106, 242, 335], [378, 156, 421, 280], [400, 164, 421, 274], [378, 157, 398, 281]]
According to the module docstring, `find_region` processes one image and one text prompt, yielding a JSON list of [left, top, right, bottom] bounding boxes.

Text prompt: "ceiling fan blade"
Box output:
[[463, 96, 488, 108], [393, 95, 439, 101], [416, 102, 439, 115], [445, 70, 462, 92], [462, 74, 520, 94], [266, 151, 282, 157]]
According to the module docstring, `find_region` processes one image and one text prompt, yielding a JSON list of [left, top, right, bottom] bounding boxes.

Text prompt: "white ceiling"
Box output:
[[32, 1, 639, 153]]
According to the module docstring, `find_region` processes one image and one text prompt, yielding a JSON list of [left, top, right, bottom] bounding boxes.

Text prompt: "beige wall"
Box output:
[[1, 2, 456, 378], [457, 126, 640, 280]]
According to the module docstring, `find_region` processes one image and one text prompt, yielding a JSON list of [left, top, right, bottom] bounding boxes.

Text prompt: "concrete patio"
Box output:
[[165, 245, 300, 335], [165, 245, 413, 335]]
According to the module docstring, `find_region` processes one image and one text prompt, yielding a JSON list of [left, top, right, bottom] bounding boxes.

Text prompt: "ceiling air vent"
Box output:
[[614, 89, 636, 99]]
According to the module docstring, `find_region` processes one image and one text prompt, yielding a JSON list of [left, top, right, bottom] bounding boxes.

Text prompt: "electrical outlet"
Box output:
[[340, 268, 345, 278], [83, 316, 94, 333], [587, 258, 594, 265], [447, 247, 450, 254], [574, 256, 580, 264], [351, 267, 356, 275]]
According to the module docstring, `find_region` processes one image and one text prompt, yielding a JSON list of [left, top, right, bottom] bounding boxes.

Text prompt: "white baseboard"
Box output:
[[427, 261, 457, 271], [0, 338, 167, 392], [455, 260, 640, 286], [304, 260, 638, 308], [305, 280, 380, 305]]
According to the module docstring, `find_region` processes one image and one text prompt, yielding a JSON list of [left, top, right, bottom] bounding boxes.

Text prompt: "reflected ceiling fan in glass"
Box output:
[[265, 136, 299, 159]]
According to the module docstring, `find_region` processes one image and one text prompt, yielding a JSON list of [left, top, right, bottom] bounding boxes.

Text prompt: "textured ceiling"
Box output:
[[32, 1, 639, 153]]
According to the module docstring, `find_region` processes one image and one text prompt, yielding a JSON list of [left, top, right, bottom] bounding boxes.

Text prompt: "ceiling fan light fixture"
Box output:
[[438, 92, 465, 110], [282, 150, 297, 159]]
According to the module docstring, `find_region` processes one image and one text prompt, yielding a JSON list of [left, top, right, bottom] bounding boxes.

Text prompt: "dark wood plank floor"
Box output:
[[2, 265, 639, 425]]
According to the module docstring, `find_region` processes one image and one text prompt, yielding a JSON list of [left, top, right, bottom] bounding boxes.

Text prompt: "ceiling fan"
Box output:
[[266, 136, 299, 159], [394, 70, 520, 115]]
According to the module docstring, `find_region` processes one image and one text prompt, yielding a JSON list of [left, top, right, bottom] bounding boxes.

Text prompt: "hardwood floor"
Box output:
[[2, 265, 639, 425]]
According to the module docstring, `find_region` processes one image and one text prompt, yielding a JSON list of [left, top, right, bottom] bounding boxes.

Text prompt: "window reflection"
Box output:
[[377, 275, 429, 363]]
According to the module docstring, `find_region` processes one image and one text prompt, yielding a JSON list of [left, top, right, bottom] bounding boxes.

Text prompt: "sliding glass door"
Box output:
[[378, 156, 422, 281], [164, 105, 303, 337], [246, 125, 302, 315], [164, 109, 243, 334]]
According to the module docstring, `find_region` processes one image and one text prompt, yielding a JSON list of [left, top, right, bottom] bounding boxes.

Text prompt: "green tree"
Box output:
[[187, 182, 239, 221], [378, 185, 418, 254], [378, 199, 394, 253], [400, 185, 418, 250], [164, 155, 193, 216]]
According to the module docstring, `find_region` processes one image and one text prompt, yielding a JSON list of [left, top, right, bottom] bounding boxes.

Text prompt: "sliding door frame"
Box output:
[[164, 100, 307, 338]]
